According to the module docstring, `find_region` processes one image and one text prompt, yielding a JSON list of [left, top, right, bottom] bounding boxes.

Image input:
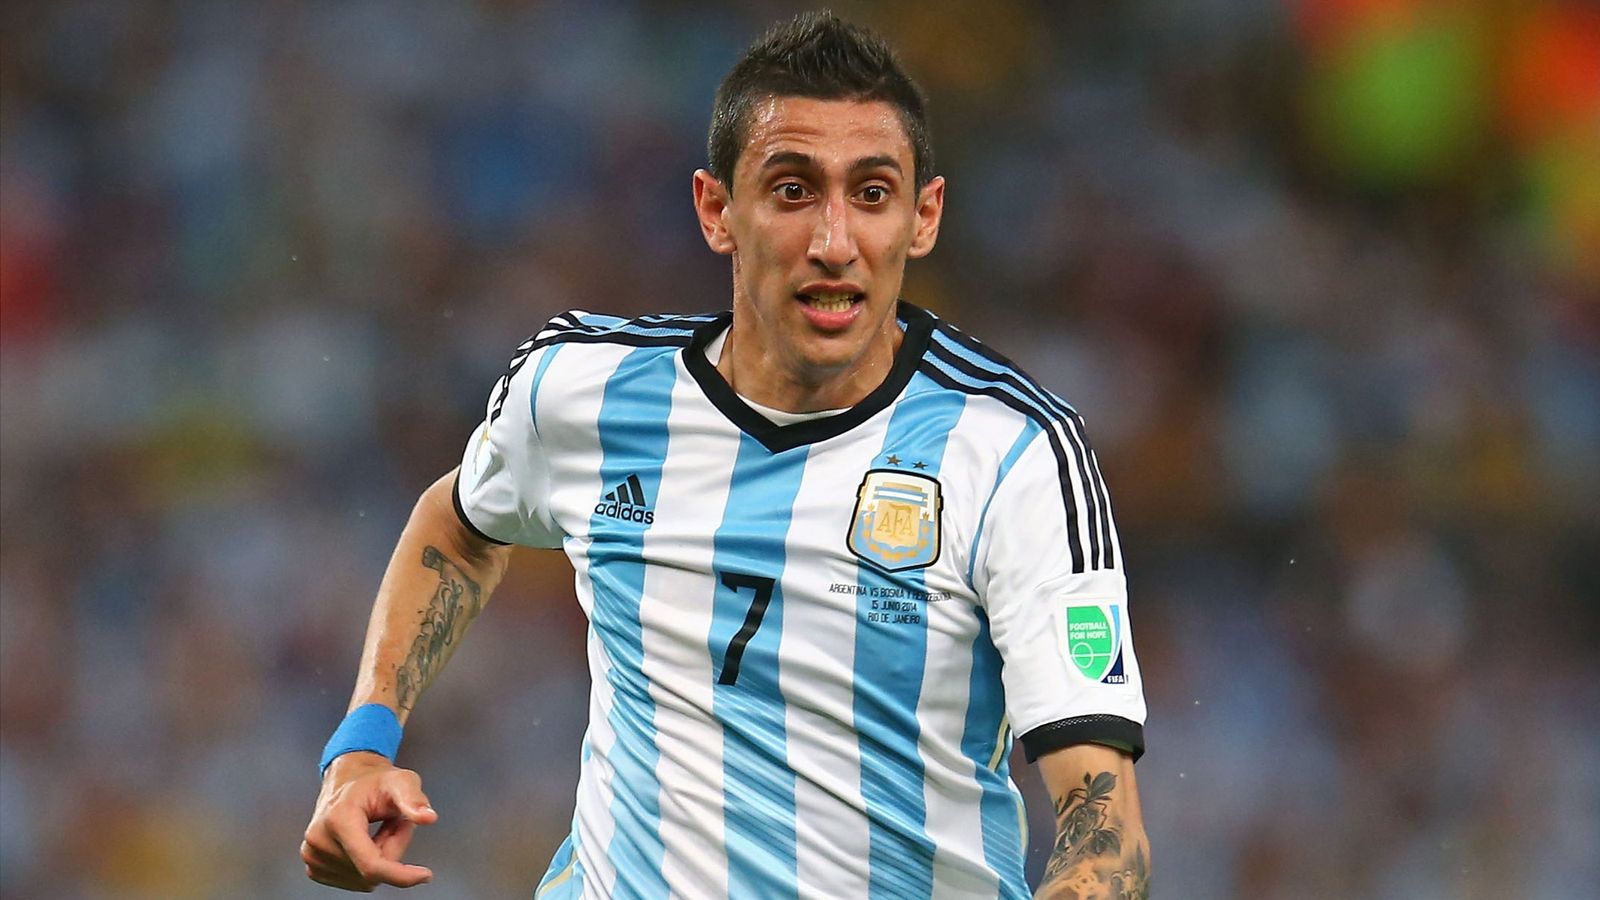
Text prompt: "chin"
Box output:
[[792, 338, 870, 376]]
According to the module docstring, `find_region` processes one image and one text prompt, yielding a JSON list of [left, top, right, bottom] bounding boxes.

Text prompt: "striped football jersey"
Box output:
[[455, 303, 1146, 900]]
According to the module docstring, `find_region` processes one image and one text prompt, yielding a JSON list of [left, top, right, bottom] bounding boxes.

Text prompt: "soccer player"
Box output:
[[302, 12, 1149, 899]]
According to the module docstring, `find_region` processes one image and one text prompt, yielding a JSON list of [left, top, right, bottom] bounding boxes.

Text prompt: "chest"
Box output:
[[542, 384, 996, 708]]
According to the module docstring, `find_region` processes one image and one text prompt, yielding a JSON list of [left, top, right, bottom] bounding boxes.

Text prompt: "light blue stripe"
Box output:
[[528, 341, 566, 437], [966, 419, 1041, 588], [608, 322, 707, 336], [635, 313, 721, 325], [534, 829, 585, 900], [853, 373, 968, 899], [958, 612, 1029, 898], [709, 434, 808, 898], [568, 312, 626, 329], [872, 487, 929, 502], [568, 312, 717, 336], [588, 346, 678, 898]]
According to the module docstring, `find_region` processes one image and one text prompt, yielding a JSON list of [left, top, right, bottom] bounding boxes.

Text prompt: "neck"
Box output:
[[715, 316, 903, 413]]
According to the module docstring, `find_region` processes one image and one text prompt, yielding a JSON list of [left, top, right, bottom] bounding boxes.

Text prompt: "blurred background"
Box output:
[[2, 0, 1596, 897]]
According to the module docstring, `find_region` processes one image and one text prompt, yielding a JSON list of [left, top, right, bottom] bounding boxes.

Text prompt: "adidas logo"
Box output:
[[595, 474, 655, 524]]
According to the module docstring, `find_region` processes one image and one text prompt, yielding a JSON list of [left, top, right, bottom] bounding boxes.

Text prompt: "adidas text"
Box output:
[[595, 500, 654, 524]]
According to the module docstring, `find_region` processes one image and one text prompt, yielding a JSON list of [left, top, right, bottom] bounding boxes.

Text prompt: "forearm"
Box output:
[[349, 469, 512, 722], [1034, 744, 1151, 900]]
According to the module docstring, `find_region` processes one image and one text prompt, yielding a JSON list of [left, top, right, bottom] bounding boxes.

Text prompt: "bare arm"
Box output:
[[302, 468, 514, 892], [1034, 743, 1151, 900], [351, 468, 512, 720]]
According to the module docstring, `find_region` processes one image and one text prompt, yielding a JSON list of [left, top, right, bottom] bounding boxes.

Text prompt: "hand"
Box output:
[[302, 752, 439, 892]]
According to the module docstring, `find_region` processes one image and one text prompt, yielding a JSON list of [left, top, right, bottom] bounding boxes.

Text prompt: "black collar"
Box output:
[[683, 301, 935, 453]]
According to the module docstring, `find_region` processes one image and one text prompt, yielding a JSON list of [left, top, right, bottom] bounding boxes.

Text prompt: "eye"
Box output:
[[859, 185, 889, 204], [776, 182, 810, 202]]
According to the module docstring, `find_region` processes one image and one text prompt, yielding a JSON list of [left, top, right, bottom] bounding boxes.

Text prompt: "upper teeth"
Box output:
[[806, 292, 856, 312]]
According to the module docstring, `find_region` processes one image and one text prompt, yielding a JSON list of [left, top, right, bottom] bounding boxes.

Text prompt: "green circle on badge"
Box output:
[[1066, 605, 1115, 681]]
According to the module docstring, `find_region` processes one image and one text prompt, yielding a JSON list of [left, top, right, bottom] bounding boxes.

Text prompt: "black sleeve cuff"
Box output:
[[1021, 715, 1145, 763], [451, 474, 510, 546]]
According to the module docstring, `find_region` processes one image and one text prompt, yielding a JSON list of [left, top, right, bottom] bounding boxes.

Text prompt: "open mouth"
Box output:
[[796, 291, 864, 313]]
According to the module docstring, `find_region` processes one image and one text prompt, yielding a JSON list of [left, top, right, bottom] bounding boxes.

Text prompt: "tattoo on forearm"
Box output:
[[1038, 771, 1151, 899], [394, 546, 483, 712]]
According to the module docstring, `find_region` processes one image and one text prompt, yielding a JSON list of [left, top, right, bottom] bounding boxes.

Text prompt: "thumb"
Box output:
[[394, 788, 437, 825]]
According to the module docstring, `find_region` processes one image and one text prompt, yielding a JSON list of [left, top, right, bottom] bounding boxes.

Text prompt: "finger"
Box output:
[[305, 860, 375, 893], [308, 869, 375, 892], [374, 816, 417, 862], [303, 831, 360, 879], [382, 772, 438, 825], [302, 838, 359, 877], [329, 807, 433, 888], [304, 832, 348, 871], [303, 838, 369, 891], [401, 799, 438, 825]]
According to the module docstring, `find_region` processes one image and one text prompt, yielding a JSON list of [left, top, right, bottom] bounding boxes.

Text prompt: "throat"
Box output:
[[711, 324, 901, 413]]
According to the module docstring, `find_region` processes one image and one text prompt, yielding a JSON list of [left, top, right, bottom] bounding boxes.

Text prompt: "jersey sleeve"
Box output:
[[974, 419, 1146, 762], [453, 333, 565, 549]]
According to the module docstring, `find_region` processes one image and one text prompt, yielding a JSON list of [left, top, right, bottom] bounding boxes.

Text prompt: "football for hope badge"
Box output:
[[848, 469, 942, 572], [1059, 601, 1128, 684]]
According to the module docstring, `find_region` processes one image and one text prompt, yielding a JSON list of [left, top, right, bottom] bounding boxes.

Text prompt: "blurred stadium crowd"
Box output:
[[2, 1, 1596, 897]]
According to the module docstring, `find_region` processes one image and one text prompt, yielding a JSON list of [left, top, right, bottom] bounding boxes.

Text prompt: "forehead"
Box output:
[[736, 96, 913, 177]]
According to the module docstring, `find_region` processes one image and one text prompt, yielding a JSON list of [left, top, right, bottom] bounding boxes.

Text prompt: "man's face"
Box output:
[[694, 96, 943, 394]]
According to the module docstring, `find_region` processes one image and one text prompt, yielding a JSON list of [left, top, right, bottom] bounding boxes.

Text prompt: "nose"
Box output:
[[807, 194, 858, 272]]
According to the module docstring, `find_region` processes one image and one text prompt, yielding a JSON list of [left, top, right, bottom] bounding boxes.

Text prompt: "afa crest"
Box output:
[[848, 469, 943, 572]]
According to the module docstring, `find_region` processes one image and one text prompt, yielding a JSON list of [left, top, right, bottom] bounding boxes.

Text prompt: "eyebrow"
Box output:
[[849, 155, 903, 176], [759, 151, 904, 177]]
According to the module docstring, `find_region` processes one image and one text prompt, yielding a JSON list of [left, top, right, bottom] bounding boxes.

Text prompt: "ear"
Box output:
[[693, 169, 736, 255], [907, 175, 945, 259]]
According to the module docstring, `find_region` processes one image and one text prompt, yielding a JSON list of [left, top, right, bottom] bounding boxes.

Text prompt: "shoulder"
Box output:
[[529, 309, 724, 352], [915, 316, 1123, 575], [912, 312, 1084, 437], [496, 310, 725, 424], [497, 309, 724, 396]]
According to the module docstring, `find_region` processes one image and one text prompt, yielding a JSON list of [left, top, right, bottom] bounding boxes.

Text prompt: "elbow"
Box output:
[[417, 469, 512, 576]]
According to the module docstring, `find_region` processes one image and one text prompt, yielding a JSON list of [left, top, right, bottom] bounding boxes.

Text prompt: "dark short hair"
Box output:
[[707, 11, 934, 192]]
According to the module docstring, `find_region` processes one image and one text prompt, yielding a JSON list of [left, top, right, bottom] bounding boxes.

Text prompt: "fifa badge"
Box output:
[[1058, 601, 1128, 685]]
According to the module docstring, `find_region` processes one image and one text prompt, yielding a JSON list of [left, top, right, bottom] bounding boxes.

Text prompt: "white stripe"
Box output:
[[640, 362, 740, 898], [922, 602, 994, 899], [1090, 448, 1122, 567], [921, 398, 1002, 899], [782, 430, 883, 896], [539, 309, 595, 341], [1052, 419, 1097, 570], [575, 606, 619, 898], [545, 343, 624, 898], [1062, 415, 1106, 568], [536, 342, 628, 539]]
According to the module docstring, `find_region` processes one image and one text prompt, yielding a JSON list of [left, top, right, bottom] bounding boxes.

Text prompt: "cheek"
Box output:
[[731, 218, 795, 304], [864, 218, 915, 266], [744, 216, 806, 273]]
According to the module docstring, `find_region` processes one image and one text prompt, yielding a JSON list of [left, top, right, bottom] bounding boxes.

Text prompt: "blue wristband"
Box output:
[[319, 704, 403, 776]]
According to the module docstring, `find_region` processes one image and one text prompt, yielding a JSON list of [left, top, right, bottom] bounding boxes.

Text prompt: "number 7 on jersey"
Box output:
[[717, 572, 776, 686]]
